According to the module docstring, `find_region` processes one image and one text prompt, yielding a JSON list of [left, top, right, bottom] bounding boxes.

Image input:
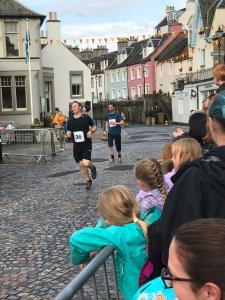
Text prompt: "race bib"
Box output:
[[73, 131, 85, 143], [109, 119, 116, 127]]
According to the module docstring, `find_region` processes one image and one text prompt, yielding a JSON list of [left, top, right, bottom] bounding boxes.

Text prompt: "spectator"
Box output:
[[134, 159, 167, 212], [69, 185, 148, 300], [165, 218, 225, 300], [147, 92, 225, 280], [164, 138, 202, 193], [52, 111, 65, 127], [213, 64, 225, 94]]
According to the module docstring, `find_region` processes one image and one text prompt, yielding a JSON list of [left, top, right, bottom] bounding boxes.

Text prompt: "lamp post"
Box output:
[[213, 26, 224, 64]]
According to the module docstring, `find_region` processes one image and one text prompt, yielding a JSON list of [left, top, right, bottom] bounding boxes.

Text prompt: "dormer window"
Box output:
[[117, 52, 127, 64], [143, 39, 154, 58], [100, 60, 109, 70], [89, 63, 95, 70]]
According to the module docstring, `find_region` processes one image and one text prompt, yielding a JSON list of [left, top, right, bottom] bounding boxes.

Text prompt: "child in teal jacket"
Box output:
[[70, 185, 149, 300]]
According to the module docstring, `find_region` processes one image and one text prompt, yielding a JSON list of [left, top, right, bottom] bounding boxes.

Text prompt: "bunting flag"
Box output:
[[92, 38, 95, 44], [63, 39, 67, 44]]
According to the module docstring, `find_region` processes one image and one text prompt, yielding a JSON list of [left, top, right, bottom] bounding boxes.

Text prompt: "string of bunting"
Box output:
[[22, 23, 224, 45]]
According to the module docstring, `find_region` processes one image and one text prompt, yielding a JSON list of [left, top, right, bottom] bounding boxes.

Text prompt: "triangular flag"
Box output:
[[86, 39, 89, 44], [92, 38, 95, 44], [50, 39, 53, 45], [143, 35, 146, 39], [80, 39, 83, 44], [104, 38, 108, 43], [73, 39, 77, 45], [98, 38, 102, 44], [111, 37, 114, 42], [63, 39, 67, 44]]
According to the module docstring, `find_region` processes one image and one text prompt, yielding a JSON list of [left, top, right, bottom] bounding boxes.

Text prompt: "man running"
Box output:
[[105, 103, 124, 163], [66, 101, 97, 190]]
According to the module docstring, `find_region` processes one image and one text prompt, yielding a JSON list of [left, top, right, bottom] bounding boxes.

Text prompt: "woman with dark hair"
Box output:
[[164, 218, 225, 300], [146, 92, 225, 282]]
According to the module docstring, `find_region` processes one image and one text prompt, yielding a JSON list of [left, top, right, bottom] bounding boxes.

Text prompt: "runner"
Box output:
[[105, 103, 124, 163], [66, 101, 97, 190]]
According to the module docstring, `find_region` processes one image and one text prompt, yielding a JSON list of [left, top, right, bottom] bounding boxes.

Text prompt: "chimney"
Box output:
[[93, 45, 108, 57], [117, 38, 129, 53], [46, 11, 61, 41]]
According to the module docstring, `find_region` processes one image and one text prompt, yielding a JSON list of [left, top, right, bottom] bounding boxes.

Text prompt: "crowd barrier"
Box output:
[[0, 128, 65, 163], [55, 246, 119, 300]]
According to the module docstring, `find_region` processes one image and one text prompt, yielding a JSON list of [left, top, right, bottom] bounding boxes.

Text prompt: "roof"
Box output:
[[155, 16, 168, 29], [217, 0, 225, 8], [155, 34, 188, 62], [0, 0, 46, 24], [107, 38, 162, 70], [199, 0, 221, 36]]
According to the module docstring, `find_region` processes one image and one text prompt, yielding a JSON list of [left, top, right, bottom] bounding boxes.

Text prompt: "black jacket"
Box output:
[[148, 146, 225, 277]]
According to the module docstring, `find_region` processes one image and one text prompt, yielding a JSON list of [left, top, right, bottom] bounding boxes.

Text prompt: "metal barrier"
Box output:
[[1, 128, 65, 163], [55, 246, 120, 300]]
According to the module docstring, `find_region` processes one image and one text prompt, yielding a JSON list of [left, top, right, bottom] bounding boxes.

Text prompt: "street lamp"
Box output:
[[213, 26, 224, 64]]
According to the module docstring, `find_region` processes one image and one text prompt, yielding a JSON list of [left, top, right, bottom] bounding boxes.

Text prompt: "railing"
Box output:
[[0, 128, 65, 163], [176, 67, 213, 84], [55, 246, 119, 300]]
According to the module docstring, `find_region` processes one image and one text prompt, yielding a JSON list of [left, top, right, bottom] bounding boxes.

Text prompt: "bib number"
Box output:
[[109, 119, 116, 127], [73, 131, 85, 143]]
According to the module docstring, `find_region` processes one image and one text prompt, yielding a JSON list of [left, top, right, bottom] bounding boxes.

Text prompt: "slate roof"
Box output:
[[0, 0, 45, 24], [107, 38, 162, 70], [199, 0, 221, 35], [155, 34, 188, 62]]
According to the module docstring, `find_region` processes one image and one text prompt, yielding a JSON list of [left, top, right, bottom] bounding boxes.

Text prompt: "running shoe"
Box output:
[[86, 179, 92, 190], [91, 166, 97, 180]]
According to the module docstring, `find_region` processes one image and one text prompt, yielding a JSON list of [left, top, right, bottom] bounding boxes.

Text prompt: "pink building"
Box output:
[[127, 24, 182, 99]]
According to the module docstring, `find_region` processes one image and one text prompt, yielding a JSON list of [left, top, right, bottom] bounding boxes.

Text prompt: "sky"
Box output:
[[20, 0, 186, 50]]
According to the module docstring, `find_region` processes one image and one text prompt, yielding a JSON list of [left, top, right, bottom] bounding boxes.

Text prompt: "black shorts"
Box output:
[[73, 144, 92, 163], [108, 134, 121, 152]]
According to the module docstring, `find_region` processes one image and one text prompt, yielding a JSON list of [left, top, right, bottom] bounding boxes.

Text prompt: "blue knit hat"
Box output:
[[209, 91, 225, 120]]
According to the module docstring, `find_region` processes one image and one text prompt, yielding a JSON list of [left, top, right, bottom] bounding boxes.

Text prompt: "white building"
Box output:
[[0, 0, 45, 126], [41, 12, 91, 116]]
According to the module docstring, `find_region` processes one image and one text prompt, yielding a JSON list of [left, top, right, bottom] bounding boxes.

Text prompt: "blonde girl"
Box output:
[[164, 138, 202, 193], [69, 185, 148, 300], [134, 159, 167, 212]]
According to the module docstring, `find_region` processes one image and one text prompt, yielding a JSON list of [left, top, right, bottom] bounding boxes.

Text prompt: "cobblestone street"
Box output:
[[0, 125, 176, 300]]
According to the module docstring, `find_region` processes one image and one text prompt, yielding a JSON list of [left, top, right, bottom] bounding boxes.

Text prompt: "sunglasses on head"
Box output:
[[161, 267, 196, 289]]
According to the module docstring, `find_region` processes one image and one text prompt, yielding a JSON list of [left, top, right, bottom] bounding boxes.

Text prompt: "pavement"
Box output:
[[0, 124, 178, 300]]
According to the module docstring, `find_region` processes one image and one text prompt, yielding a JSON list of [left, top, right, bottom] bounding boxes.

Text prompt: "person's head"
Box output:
[[161, 159, 174, 174], [172, 138, 202, 171], [213, 64, 225, 86], [71, 101, 82, 115], [98, 185, 147, 237], [208, 92, 225, 146], [134, 159, 167, 202], [161, 142, 173, 162], [108, 102, 115, 114], [202, 98, 210, 113], [82, 107, 87, 115], [189, 112, 207, 143], [166, 218, 225, 300]]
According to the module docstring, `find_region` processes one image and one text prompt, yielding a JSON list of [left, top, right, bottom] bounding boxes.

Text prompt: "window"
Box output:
[[111, 73, 115, 83], [138, 85, 142, 97], [1, 76, 13, 109], [112, 89, 115, 99], [130, 69, 135, 80], [99, 92, 103, 101], [122, 87, 127, 98], [91, 77, 94, 88], [99, 76, 102, 87], [100, 61, 105, 70], [131, 87, 136, 99], [117, 89, 121, 99], [178, 96, 184, 115], [44, 81, 53, 113], [144, 66, 149, 78], [137, 67, 142, 79], [15, 76, 26, 109], [5, 22, 19, 57], [200, 49, 205, 67], [89, 63, 95, 69], [122, 70, 126, 81], [92, 92, 94, 100], [116, 71, 120, 82], [70, 73, 83, 98], [144, 84, 149, 95]]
